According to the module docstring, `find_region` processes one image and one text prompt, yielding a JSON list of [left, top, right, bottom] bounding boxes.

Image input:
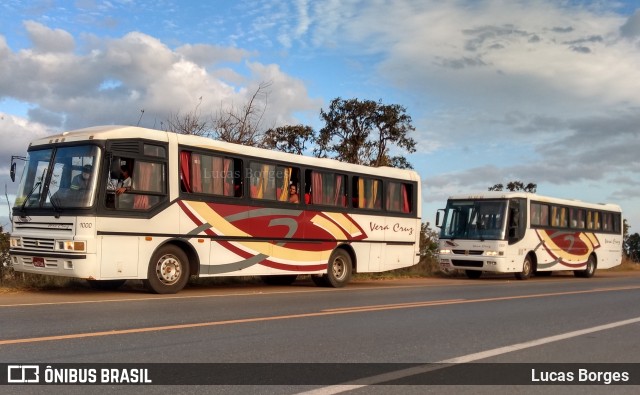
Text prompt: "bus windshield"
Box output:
[[439, 199, 507, 240], [15, 145, 101, 210]]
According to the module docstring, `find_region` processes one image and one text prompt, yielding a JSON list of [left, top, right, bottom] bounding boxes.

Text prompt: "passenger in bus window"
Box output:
[[116, 165, 133, 208], [71, 164, 92, 191], [288, 184, 299, 203]]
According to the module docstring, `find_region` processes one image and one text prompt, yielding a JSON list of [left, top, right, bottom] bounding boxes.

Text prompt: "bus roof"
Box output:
[[446, 191, 621, 212], [28, 125, 420, 181]]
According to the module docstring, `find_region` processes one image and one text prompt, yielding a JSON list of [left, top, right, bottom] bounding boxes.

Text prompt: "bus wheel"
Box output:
[[515, 255, 533, 280], [574, 255, 597, 278], [261, 275, 298, 285], [465, 270, 482, 279], [144, 245, 190, 294], [87, 279, 126, 291], [326, 249, 352, 288]]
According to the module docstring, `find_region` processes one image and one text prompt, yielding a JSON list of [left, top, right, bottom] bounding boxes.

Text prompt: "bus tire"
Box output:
[[144, 245, 190, 294], [261, 275, 298, 285], [326, 249, 352, 288], [465, 270, 482, 279], [574, 255, 596, 278], [87, 279, 126, 290], [515, 255, 533, 280]]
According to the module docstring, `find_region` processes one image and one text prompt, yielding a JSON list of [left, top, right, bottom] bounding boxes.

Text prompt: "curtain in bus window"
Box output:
[[603, 213, 611, 231], [369, 179, 379, 209], [132, 162, 153, 209], [223, 158, 233, 196], [192, 153, 202, 193], [333, 174, 343, 206], [386, 182, 397, 211], [357, 178, 365, 208], [594, 212, 601, 230], [402, 183, 410, 213], [251, 163, 275, 200], [577, 210, 585, 228], [250, 163, 259, 198], [209, 156, 222, 195], [540, 205, 549, 226], [260, 164, 267, 199], [385, 182, 410, 213], [312, 171, 323, 205], [180, 151, 191, 192], [278, 167, 291, 201]]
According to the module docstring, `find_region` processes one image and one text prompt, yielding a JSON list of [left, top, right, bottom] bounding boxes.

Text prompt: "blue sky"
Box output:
[[1, 0, 639, 233]]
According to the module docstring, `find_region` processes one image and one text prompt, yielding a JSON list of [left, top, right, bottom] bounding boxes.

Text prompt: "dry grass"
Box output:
[[1, 255, 637, 292], [0, 270, 89, 292], [609, 256, 640, 271]]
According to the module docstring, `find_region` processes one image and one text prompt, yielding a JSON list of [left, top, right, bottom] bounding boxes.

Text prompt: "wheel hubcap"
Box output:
[[156, 254, 182, 285], [333, 257, 345, 280]]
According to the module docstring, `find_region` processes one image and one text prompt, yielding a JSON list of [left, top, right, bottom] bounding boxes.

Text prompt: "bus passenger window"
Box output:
[[352, 176, 381, 210], [386, 181, 412, 213], [304, 169, 346, 207]]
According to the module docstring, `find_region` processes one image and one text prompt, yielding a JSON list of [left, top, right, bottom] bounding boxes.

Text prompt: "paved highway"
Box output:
[[1, 271, 639, 394]]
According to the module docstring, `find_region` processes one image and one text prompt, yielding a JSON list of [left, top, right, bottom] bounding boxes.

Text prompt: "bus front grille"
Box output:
[[21, 237, 56, 251], [451, 260, 483, 268], [452, 250, 483, 255]]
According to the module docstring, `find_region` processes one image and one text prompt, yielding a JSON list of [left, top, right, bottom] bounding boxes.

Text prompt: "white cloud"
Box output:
[[24, 20, 75, 53], [0, 22, 321, 132]]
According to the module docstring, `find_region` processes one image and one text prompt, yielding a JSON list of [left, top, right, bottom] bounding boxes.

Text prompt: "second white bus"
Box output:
[[436, 192, 623, 279]]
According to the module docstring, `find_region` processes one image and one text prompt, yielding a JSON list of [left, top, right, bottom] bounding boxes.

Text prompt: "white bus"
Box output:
[[9, 125, 421, 293], [435, 192, 623, 279]]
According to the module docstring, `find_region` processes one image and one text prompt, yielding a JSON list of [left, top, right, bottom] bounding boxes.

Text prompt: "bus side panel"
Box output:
[[530, 229, 622, 271], [100, 236, 139, 278], [385, 216, 421, 269]]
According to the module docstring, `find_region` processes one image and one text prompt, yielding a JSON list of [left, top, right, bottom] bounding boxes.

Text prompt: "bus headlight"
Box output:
[[56, 240, 86, 252], [484, 251, 504, 257], [439, 249, 452, 255], [9, 237, 22, 248]]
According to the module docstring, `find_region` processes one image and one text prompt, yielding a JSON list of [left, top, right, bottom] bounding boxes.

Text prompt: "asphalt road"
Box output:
[[1, 271, 640, 394]]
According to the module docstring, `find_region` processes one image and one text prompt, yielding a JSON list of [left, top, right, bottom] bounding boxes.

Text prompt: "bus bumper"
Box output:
[[9, 250, 100, 279], [438, 255, 516, 273]]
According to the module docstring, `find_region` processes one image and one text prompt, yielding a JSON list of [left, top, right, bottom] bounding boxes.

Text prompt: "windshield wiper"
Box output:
[[20, 181, 41, 216], [47, 188, 62, 218]]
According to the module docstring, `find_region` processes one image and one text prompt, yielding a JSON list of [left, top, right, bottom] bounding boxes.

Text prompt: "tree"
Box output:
[[211, 82, 272, 146], [626, 233, 640, 263], [315, 98, 417, 168], [623, 218, 630, 244], [163, 97, 211, 137], [489, 181, 537, 193], [419, 222, 439, 259], [161, 82, 272, 145], [263, 125, 315, 155], [0, 231, 11, 285]]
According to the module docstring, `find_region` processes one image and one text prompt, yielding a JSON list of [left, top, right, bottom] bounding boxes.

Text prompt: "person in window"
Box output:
[[71, 164, 92, 191], [116, 165, 133, 208], [288, 184, 299, 203]]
